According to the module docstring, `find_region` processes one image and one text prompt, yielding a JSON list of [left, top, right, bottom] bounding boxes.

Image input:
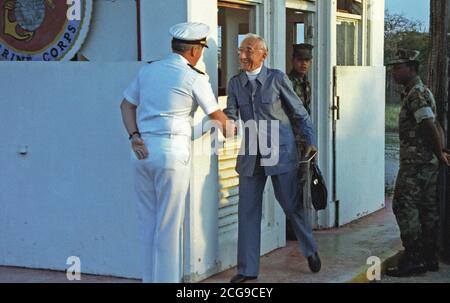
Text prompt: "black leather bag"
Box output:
[[310, 162, 328, 210]]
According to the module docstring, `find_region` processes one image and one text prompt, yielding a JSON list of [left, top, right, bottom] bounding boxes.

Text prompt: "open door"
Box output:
[[333, 66, 385, 226]]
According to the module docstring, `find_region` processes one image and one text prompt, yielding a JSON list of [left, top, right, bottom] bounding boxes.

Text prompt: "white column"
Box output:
[[185, 0, 221, 282], [315, 0, 337, 228], [267, 0, 286, 71], [368, 0, 385, 66]]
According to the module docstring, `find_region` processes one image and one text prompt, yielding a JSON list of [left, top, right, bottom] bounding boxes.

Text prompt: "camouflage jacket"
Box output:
[[399, 76, 438, 165], [288, 71, 312, 115], [288, 71, 312, 153]]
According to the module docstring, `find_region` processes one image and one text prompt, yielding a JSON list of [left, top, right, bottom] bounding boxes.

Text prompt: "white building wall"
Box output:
[[80, 0, 137, 61], [0, 62, 144, 279], [140, 0, 188, 61]]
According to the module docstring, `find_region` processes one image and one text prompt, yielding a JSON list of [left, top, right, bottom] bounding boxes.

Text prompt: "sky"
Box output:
[[385, 0, 430, 31]]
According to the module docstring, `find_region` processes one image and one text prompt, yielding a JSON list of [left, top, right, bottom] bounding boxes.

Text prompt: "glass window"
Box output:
[[296, 23, 305, 44], [336, 0, 365, 66], [336, 19, 358, 65]]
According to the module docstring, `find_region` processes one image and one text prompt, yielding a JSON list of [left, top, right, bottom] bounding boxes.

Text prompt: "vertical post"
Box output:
[[136, 0, 141, 61], [447, 2, 450, 262], [428, 0, 450, 262], [315, 0, 337, 229]]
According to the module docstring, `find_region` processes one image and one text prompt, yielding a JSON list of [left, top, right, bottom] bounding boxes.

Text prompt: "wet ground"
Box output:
[[203, 199, 402, 283]]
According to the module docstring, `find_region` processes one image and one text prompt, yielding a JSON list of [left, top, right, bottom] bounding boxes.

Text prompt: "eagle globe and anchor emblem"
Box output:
[[0, 0, 92, 61], [4, 0, 56, 41]]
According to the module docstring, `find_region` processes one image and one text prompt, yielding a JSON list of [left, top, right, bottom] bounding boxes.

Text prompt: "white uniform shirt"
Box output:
[[123, 53, 219, 137]]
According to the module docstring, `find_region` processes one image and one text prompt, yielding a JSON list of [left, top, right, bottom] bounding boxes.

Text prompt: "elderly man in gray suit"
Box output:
[[224, 34, 321, 283]]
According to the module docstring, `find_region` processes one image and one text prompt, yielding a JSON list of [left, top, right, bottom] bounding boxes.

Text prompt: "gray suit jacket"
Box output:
[[224, 65, 316, 176]]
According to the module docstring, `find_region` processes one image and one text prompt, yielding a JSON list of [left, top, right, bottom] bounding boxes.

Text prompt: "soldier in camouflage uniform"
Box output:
[[289, 44, 313, 116], [286, 44, 314, 240], [386, 49, 450, 277]]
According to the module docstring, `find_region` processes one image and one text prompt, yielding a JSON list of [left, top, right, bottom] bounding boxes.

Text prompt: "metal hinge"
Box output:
[[332, 96, 340, 120], [332, 67, 340, 121]]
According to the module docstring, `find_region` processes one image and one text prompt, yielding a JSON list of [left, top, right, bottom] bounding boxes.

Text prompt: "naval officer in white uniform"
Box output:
[[120, 22, 233, 283]]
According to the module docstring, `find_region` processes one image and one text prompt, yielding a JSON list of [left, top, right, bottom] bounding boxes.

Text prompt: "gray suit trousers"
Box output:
[[237, 165, 318, 277]]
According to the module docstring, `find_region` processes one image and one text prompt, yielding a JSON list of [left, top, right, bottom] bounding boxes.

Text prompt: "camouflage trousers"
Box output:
[[296, 140, 309, 205], [392, 163, 440, 255], [286, 142, 310, 240]]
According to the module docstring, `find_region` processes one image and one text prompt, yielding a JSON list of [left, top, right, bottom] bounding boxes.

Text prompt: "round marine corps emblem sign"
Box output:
[[0, 0, 92, 61]]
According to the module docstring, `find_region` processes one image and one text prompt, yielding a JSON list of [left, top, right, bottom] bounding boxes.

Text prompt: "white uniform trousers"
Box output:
[[132, 134, 191, 283]]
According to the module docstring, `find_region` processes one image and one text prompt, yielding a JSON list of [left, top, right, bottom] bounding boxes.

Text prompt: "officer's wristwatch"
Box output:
[[129, 131, 141, 140]]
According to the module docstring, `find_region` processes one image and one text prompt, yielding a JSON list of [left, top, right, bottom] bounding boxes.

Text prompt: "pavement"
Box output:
[[1, 198, 449, 283], [204, 199, 402, 283], [0, 266, 139, 283]]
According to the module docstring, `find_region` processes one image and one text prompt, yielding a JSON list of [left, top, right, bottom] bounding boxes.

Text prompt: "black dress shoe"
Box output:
[[230, 274, 257, 283], [307, 252, 321, 273]]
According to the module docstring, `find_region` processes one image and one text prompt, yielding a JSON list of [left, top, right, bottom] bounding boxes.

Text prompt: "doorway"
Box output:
[[285, 6, 317, 236]]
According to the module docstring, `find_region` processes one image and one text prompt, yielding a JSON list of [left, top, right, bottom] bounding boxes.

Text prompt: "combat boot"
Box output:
[[423, 251, 439, 272], [422, 234, 440, 272], [385, 251, 426, 277]]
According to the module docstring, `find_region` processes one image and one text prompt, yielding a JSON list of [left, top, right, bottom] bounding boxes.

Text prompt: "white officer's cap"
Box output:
[[169, 22, 210, 48]]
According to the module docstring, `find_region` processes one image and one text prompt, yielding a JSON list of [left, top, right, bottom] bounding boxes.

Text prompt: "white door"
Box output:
[[334, 66, 386, 226]]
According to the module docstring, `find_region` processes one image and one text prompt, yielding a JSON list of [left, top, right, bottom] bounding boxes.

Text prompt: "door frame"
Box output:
[[286, 0, 337, 229]]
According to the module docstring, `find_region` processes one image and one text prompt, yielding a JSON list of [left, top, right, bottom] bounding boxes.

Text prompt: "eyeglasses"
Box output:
[[237, 47, 264, 56]]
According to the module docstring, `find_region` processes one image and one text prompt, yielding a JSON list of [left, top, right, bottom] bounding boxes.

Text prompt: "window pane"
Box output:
[[337, 20, 357, 65], [296, 23, 305, 43]]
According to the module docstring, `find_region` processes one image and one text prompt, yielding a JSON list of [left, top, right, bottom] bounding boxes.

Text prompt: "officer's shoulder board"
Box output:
[[188, 64, 205, 75]]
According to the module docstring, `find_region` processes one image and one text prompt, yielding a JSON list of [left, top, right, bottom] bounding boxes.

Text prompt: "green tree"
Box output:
[[385, 10, 429, 103]]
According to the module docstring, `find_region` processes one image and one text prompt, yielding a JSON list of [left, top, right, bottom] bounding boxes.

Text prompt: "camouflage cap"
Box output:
[[293, 43, 314, 60], [387, 49, 420, 65]]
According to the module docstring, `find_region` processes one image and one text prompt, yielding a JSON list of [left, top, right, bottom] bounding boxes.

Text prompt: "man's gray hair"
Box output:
[[172, 39, 202, 53], [241, 33, 268, 52]]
